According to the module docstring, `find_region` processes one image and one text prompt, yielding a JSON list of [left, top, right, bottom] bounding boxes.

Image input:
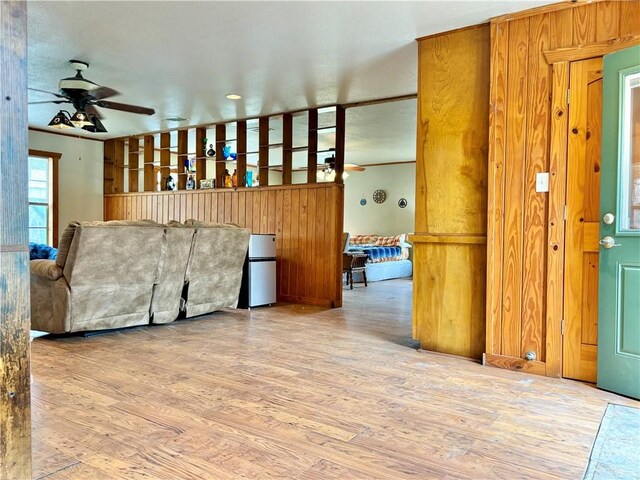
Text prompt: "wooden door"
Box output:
[[563, 57, 603, 383], [598, 46, 640, 400]]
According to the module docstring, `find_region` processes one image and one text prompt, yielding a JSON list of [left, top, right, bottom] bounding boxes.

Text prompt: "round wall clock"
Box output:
[[373, 189, 386, 204]]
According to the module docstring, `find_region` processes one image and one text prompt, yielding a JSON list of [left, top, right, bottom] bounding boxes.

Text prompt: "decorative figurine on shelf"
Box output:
[[223, 145, 231, 159], [232, 169, 238, 188], [245, 171, 253, 187], [186, 175, 195, 190], [165, 175, 176, 191], [184, 156, 196, 173], [184, 158, 190, 173], [224, 169, 232, 188], [230, 152, 237, 161], [206, 144, 216, 158]]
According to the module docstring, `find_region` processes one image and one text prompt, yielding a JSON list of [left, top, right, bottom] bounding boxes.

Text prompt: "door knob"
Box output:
[[602, 213, 615, 225], [599, 236, 621, 249]]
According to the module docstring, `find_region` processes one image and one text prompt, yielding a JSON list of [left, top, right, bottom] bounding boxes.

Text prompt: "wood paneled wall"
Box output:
[[104, 184, 344, 308], [486, 0, 640, 376], [0, 1, 32, 477], [412, 25, 490, 360]]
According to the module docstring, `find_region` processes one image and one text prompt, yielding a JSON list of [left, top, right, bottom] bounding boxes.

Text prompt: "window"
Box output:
[[28, 150, 59, 246]]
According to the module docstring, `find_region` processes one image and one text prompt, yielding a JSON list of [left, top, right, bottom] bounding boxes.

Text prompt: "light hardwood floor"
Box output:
[[31, 279, 637, 479]]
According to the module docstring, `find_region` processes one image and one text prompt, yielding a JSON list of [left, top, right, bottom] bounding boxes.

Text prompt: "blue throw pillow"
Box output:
[[29, 242, 58, 260]]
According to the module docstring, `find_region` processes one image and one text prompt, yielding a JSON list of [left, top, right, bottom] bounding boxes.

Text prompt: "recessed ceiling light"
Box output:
[[226, 93, 242, 100]]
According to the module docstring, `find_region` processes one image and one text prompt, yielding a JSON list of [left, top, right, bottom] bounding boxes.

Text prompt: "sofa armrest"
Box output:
[[31, 259, 63, 281]]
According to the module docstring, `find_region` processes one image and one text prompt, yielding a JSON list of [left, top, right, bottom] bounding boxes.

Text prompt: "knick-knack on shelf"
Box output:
[[232, 169, 238, 188], [186, 175, 195, 190], [165, 175, 176, 191], [224, 169, 232, 188], [206, 144, 216, 158]]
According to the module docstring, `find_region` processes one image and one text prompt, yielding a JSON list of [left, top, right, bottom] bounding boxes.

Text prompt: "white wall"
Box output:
[[28, 130, 104, 232], [292, 163, 415, 236], [344, 163, 415, 236]]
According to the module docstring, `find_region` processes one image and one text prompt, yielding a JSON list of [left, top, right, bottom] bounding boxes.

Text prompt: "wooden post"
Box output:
[[307, 109, 318, 183], [103, 139, 115, 194], [160, 132, 171, 190], [177, 129, 188, 190], [128, 137, 140, 192], [143, 135, 155, 191], [334, 106, 345, 185], [216, 124, 226, 188], [113, 139, 125, 193], [195, 127, 207, 187], [282, 113, 293, 185], [259, 117, 270, 186], [237, 120, 247, 188], [0, 2, 32, 478]]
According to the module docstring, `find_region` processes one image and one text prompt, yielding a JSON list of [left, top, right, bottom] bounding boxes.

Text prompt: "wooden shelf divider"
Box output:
[[177, 129, 188, 190], [143, 135, 155, 191], [113, 139, 125, 194], [334, 106, 346, 185], [128, 137, 140, 192], [259, 117, 270, 186], [237, 120, 247, 188], [160, 132, 171, 189], [283, 113, 293, 185], [307, 109, 318, 183], [195, 127, 207, 187], [215, 124, 226, 188]]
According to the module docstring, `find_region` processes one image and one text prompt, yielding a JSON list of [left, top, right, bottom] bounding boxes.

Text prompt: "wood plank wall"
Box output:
[[412, 25, 490, 360], [0, 1, 32, 477], [104, 184, 344, 308], [486, 0, 640, 376]]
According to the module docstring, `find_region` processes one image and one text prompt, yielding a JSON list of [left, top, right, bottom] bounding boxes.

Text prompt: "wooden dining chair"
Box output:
[[342, 253, 368, 289]]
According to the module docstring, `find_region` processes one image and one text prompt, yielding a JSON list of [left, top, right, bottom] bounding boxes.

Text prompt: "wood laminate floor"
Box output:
[[31, 279, 638, 479]]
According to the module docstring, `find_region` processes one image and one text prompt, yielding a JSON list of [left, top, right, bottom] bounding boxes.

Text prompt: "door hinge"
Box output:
[[567, 88, 570, 105], [561, 319, 565, 336]]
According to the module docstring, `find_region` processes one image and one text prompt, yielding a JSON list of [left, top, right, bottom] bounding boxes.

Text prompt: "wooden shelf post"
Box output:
[[104, 139, 115, 194], [160, 132, 171, 189], [307, 109, 318, 183], [195, 127, 207, 187], [177, 129, 188, 190], [143, 135, 155, 191], [113, 139, 125, 193], [128, 137, 140, 192], [283, 113, 293, 185], [237, 120, 247, 187], [216, 124, 226, 188], [335, 106, 346, 185], [259, 117, 270, 186]]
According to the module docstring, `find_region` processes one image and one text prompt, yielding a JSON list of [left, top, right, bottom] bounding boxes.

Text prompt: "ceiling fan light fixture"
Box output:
[[48, 111, 74, 129], [225, 93, 242, 100], [69, 110, 93, 128], [83, 115, 108, 133]]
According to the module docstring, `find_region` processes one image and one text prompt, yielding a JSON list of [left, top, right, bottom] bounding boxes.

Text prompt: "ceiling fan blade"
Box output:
[[28, 87, 66, 99], [344, 164, 365, 172], [96, 100, 154, 116], [89, 86, 120, 100], [86, 104, 104, 120], [28, 100, 70, 105]]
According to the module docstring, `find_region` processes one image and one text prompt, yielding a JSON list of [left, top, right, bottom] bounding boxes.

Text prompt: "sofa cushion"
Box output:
[[184, 219, 241, 228], [55, 221, 79, 269]]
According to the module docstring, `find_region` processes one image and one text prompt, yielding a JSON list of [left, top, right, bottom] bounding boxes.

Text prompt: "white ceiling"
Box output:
[[27, 0, 554, 163]]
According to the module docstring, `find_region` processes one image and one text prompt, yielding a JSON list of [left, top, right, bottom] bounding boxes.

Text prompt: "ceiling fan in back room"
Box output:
[[317, 151, 365, 181], [28, 60, 155, 133]]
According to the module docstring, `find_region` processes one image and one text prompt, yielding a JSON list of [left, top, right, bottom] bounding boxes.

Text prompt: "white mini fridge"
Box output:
[[238, 234, 276, 309]]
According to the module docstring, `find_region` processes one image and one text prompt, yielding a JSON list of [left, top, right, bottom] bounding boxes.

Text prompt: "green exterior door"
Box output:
[[598, 46, 640, 400]]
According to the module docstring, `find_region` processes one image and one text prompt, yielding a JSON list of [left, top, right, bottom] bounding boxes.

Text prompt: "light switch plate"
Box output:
[[536, 172, 549, 193]]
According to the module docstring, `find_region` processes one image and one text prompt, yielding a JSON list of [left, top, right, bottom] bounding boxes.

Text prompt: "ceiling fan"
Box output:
[[318, 152, 365, 180], [28, 60, 155, 133]]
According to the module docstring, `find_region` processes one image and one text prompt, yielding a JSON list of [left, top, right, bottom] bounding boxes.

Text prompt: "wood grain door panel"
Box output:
[[563, 57, 603, 383]]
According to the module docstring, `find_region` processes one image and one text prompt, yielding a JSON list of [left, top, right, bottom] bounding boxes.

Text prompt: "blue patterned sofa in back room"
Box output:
[[344, 234, 413, 282]]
